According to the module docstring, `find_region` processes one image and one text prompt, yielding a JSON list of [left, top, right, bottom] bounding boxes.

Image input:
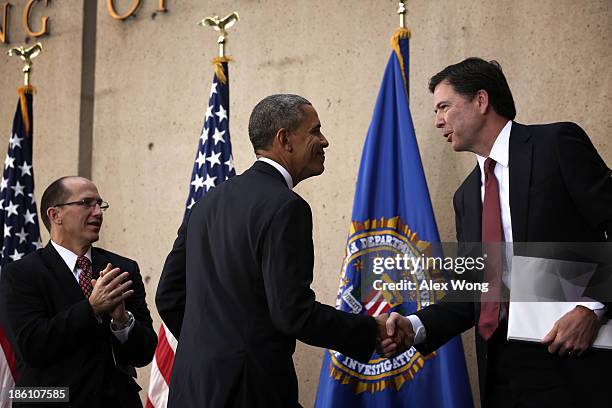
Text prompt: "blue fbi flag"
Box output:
[[315, 30, 473, 407]]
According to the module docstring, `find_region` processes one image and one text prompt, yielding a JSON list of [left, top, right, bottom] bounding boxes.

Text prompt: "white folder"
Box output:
[[507, 256, 612, 349]]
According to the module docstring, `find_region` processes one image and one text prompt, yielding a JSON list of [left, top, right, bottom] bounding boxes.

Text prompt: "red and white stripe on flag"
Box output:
[[364, 290, 391, 316], [145, 323, 177, 408], [1, 326, 16, 408]]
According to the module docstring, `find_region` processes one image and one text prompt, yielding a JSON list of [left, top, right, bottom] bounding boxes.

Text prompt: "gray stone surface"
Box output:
[[1, 1, 611, 406]]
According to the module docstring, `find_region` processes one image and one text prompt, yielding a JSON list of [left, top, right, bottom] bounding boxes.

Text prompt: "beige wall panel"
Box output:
[[0, 0, 83, 245], [0, 0, 610, 407]]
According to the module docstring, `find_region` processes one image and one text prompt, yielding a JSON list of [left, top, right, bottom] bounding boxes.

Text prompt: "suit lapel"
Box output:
[[463, 166, 483, 242], [40, 243, 85, 302], [91, 247, 108, 280], [508, 122, 533, 242]]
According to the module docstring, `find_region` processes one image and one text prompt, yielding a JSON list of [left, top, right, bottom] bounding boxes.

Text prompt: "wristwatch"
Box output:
[[111, 310, 134, 331]]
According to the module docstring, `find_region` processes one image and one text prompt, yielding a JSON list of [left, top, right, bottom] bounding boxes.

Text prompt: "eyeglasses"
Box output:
[[54, 198, 109, 211]]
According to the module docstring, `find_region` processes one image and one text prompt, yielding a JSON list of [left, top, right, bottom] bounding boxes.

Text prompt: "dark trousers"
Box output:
[[484, 322, 611, 408]]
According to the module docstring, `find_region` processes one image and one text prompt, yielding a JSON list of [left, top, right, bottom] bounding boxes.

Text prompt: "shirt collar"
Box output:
[[257, 157, 294, 189], [476, 120, 512, 172], [50, 240, 92, 273]]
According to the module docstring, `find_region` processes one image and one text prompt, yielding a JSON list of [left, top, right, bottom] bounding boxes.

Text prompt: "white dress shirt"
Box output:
[[257, 157, 294, 189], [50, 240, 133, 343], [407, 121, 604, 344]]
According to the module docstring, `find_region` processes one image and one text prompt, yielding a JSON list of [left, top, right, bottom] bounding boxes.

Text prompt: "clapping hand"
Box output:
[[89, 263, 134, 317]]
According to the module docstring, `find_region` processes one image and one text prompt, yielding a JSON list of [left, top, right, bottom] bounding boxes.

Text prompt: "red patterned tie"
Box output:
[[478, 158, 503, 340], [76, 256, 93, 298]]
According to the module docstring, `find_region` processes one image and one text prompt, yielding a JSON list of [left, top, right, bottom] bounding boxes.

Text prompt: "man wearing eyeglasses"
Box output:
[[0, 176, 157, 407]]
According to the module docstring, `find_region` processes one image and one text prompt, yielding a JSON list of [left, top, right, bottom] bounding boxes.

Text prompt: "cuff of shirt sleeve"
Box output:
[[110, 313, 135, 344], [406, 314, 427, 345], [576, 301, 607, 320]]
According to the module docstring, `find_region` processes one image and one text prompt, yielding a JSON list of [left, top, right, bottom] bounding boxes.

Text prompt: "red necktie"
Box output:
[[76, 256, 93, 298], [478, 158, 503, 340]]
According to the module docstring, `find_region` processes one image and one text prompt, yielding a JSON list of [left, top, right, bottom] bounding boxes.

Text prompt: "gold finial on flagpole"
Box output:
[[198, 12, 239, 58], [398, 1, 406, 28], [8, 42, 43, 86]]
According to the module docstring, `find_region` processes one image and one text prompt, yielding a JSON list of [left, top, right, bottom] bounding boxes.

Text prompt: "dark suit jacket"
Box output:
[[413, 122, 612, 406], [0, 244, 157, 408], [156, 160, 378, 408]]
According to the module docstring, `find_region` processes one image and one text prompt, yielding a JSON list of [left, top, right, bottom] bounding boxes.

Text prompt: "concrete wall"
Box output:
[[1, 1, 610, 406], [0, 0, 84, 245]]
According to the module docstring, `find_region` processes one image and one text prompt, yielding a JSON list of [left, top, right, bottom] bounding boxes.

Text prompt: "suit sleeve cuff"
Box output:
[[576, 301, 607, 320], [406, 314, 427, 344], [110, 312, 135, 344]]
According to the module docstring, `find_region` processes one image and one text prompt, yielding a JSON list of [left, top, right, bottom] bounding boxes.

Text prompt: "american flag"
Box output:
[[0, 86, 42, 407], [363, 290, 391, 316], [146, 60, 236, 408]]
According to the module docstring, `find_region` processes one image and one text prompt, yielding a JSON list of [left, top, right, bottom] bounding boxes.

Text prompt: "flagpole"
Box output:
[[393, 1, 411, 102], [198, 12, 239, 58], [8, 42, 43, 86], [0, 42, 44, 403], [146, 11, 239, 408], [8, 43, 42, 137], [197, 12, 239, 84], [398, 0, 406, 28]]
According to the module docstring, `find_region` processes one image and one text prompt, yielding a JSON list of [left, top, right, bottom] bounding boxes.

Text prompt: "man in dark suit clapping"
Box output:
[[1, 176, 157, 407]]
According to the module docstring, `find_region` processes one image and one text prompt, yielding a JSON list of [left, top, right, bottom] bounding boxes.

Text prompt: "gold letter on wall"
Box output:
[[23, 0, 49, 37], [157, 0, 166, 12], [0, 2, 11, 44], [107, 0, 141, 20]]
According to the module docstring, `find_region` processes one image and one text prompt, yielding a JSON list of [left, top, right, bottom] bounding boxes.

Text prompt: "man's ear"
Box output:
[[275, 128, 292, 152], [47, 207, 62, 227], [475, 89, 490, 115]]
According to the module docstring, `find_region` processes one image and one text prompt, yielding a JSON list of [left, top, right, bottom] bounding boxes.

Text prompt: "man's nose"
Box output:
[[434, 111, 445, 129], [320, 133, 329, 148], [91, 204, 103, 216]]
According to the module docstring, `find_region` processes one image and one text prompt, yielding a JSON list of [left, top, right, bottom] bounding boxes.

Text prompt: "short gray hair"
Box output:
[[248, 94, 312, 152]]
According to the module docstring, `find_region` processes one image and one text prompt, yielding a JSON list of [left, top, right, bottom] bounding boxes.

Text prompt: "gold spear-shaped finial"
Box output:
[[198, 12, 240, 58], [8, 42, 43, 86], [398, 1, 407, 28]]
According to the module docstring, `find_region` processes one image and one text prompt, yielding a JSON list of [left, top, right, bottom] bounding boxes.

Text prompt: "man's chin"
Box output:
[[86, 233, 100, 244], [451, 141, 466, 152]]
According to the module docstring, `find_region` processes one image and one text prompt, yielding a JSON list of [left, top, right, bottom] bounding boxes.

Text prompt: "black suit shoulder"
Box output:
[[92, 246, 137, 267], [524, 121, 583, 136], [1, 248, 44, 279]]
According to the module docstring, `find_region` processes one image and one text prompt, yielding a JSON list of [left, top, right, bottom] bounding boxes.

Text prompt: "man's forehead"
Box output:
[[63, 177, 100, 196], [300, 104, 320, 126], [433, 82, 467, 106], [433, 81, 454, 97], [302, 104, 317, 116]]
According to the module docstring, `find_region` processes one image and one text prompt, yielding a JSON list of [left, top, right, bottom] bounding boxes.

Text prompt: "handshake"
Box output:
[[374, 312, 416, 358]]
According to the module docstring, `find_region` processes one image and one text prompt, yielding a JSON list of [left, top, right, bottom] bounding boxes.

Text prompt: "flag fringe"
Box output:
[[390, 28, 411, 97], [349, 216, 420, 243], [327, 352, 435, 394], [211, 56, 233, 84], [17, 85, 36, 136]]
